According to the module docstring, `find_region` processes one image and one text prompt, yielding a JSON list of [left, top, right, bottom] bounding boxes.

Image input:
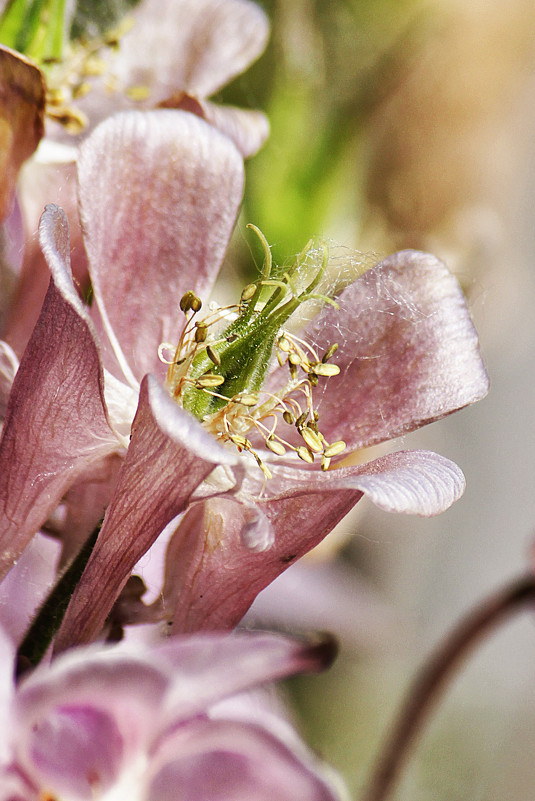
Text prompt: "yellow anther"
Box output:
[[72, 81, 91, 99], [313, 363, 340, 377], [195, 374, 225, 388], [266, 438, 286, 456], [321, 455, 331, 471], [278, 337, 291, 352], [233, 393, 258, 407], [323, 441, 346, 458], [300, 427, 323, 453], [125, 84, 151, 101], [297, 446, 314, 464], [322, 343, 339, 363]]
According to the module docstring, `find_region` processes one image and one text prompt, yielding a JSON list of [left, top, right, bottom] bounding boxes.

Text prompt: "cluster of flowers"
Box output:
[[0, 0, 488, 797]]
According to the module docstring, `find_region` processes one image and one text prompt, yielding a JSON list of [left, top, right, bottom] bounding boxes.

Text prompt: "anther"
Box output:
[[266, 438, 286, 456], [278, 337, 291, 353], [240, 283, 257, 303], [295, 411, 308, 429], [206, 345, 221, 365], [195, 374, 225, 388], [233, 393, 259, 407], [297, 446, 314, 463], [180, 291, 202, 313], [321, 455, 331, 471], [313, 363, 340, 377], [282, 410, 294, 425], [322, 343, 339, 363], [323, 441, 346, 458], [195, 324, 208, 343], [300, 427, 323, 453]]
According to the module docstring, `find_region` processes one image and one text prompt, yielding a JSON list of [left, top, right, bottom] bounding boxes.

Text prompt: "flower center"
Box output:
[[160, 228, 346, 476]]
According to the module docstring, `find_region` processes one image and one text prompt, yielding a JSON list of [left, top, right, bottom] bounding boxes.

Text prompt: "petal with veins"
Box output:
[[163, 450, 464, 632], [55, 375, 238, 651], [78, 110, 245, 383], [0, 205, 116, 580], [268, 250, 489, 452]]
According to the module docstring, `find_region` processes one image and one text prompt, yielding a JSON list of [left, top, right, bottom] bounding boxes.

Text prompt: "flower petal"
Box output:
[[0, 205, 117, 580], [116, 0, 269, 100], [0, 533, 60, 644], [163, 450, 464, 632], [159, 95, 270, 158], [78, 110, 244, 383], [274, 250, 489, 452], [146, 714, 344, 801], [54, 375, 238, 651], [3, 156, 87, 358], [0, 46, 45, 221]]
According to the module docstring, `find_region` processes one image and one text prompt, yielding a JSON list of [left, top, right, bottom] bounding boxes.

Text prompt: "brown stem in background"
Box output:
[[361, 575, 535, 801]]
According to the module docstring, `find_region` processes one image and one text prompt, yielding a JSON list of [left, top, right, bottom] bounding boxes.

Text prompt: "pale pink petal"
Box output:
[[269, 250, 489, 452], [25, 704, 124, 799], [0, 340, 17, 420], [78, 110, 244, 383], [116, 0, 269, 101], [0, 46, 45, 221], [0, 534, 61, 644], [54, 375, 238, 651], [146, 716, 343, 801], [3, 158, 87, 357], [0, 206, 117, 580], [15, 631, 334, 795], [160, 95, 270, 158], [245, 560, 404, 651], [164, 450, 464, 632]]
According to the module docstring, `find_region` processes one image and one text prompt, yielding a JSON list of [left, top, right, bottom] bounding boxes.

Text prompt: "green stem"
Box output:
[[15, 521, 101, 680]]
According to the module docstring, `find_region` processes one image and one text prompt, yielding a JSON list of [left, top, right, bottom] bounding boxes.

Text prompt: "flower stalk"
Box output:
[[361, 575, 535, 801]]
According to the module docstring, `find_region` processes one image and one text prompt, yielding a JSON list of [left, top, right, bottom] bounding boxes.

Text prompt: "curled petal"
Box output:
[[0, 205, 116, 580], [116, 0, 269, 100], [3, 157, 87, 358], [55, 375, 237, 651], [273, 250, 489, 452], [0, 46, 45, 221], [165, 450, 464, 632], [78, 110, 245, 383]]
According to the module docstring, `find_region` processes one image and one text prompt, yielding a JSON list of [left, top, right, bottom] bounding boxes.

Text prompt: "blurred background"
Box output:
[[218, 0, 535, 797]]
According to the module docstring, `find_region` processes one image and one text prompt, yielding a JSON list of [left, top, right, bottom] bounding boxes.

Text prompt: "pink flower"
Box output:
[[1, 0, 269, 355], [0, 108, 488, 651], [0, 627, 345, 800]]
